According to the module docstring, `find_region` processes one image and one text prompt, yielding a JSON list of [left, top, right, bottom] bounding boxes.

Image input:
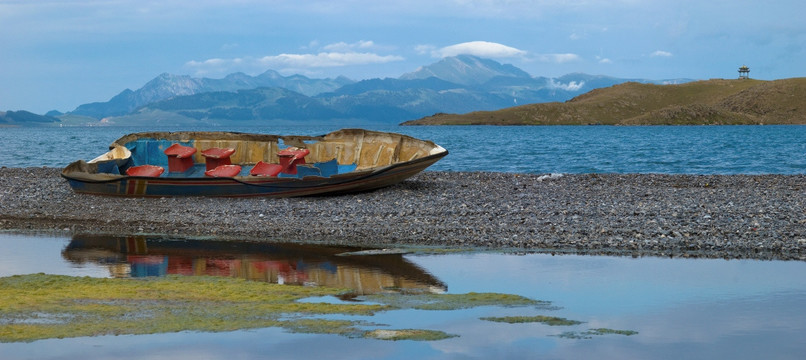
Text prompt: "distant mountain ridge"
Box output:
[[0, 110, 59, 126], [71, 71, 353, 119], [48, 55, 695, 125]]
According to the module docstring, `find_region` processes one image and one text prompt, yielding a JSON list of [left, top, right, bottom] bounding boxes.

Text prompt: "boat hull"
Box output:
[[61, 129, 448, 197]]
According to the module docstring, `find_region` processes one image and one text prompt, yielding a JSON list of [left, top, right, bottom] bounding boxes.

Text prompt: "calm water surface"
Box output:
[[1, 125, 805, 174], [1, 233, 804, 359]]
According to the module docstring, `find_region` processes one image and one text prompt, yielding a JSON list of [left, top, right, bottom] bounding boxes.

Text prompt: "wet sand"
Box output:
[[1, 167, 804, 260]]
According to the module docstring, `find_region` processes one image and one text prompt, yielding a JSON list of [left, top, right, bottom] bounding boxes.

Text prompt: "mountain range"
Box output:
[[69, 71, 354, 119], [9, 55, 693, 126]]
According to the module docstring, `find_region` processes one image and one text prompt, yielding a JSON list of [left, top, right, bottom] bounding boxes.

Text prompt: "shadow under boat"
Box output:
[[62, 234, 447, 295]]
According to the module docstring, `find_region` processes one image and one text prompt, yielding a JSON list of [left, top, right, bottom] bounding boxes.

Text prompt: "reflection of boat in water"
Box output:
[[62, 234, 447, 295]]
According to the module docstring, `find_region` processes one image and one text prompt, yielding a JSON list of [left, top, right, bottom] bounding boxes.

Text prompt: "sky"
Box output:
[[1, 0, 804, 114]]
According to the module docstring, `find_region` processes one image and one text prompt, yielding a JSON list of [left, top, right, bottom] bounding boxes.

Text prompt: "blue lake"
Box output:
[[1, 124, 805, 174], [1, 233, 805, 359], [1, 125, 805, 358]]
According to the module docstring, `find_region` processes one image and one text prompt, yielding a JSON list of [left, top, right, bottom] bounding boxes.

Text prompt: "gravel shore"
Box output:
[[1, 167, 804, 260]]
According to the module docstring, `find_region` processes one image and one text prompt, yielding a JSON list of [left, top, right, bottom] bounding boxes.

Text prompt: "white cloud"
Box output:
[[548, 79, 585, 91], [431, 41, 579, 65], [185, 58, 234, 68], [322, 40, 375, 52], [304, 40, 320, 50], [258, 52, 403, 68], [597, 56, 612, 64], [184, 50, 404, 77], [433, 41, 526, 58], [533, 53, 581, 63], [650, 50, 673, 57], [414, 44, 436, 55]]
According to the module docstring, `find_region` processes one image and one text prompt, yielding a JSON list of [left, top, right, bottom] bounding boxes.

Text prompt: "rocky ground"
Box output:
[[1, 167, 804, 260]]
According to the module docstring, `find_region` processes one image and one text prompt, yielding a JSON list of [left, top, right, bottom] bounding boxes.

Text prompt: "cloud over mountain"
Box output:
[[433, 41, 527, 58]]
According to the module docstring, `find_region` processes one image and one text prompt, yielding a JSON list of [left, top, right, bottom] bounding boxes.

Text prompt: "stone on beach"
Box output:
[[0, 167, 803, 260]]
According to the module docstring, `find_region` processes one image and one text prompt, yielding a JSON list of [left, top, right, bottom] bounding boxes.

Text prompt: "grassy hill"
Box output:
[[402, 78, 806, 125]]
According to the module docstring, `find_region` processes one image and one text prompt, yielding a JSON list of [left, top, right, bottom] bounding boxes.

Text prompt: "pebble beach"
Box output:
[[1, 167, 804, 260]]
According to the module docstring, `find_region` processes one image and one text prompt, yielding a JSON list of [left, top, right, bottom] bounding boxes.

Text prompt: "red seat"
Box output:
[[204, 164, 242, 177], [201, 147, 236, 171], [249, 161, 283, 177], [164, 144, 197, 173], [126, 165, 164, 177], [164, 143, 197, 158], [277, 147, 310, 175]]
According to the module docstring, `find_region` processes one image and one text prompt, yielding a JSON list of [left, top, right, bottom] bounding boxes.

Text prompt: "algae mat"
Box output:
[[0, 274, 545, 342]]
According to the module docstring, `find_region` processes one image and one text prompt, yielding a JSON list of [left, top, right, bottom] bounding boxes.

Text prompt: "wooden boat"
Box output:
[[61, 129, 448, 197]]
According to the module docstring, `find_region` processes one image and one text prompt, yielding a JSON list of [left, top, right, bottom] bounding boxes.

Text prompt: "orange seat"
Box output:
[[126, 165, 164, 177], [204, 164, 242, 177], [201, 147, 236, 171], [249, 161, 283, 177], [164, 144, 197, 173]]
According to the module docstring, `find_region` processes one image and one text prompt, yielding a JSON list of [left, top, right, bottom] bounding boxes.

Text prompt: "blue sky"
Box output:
[[2, 0, 804, 113]]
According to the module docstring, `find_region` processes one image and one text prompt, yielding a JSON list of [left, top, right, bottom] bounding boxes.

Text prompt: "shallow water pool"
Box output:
[[1, 232, 804, 359]]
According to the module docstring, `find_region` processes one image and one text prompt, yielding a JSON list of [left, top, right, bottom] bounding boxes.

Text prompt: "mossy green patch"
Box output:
[[0, 274, 637, 343], [587, 328, 639, 336], [0, 274, 549, 343], [554, 328, 639, 339], [279, 318, 362, 337], [0, 273, 383, 342], [363, 292, 549, 311], [364, 329, 457, 341], [480, 315, 583, 326]]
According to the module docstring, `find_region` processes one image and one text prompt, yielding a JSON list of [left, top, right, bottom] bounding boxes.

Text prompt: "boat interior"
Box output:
[[71, 129, 445, 179]]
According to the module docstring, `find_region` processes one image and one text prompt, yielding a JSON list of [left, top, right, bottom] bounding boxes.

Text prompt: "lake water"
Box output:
[[1, 233, 805, 359], [1, 124, 805, 174], [2, 125, 805, 358]]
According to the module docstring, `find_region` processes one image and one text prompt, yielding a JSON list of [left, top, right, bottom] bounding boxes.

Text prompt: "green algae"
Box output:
[[477, 314, 639, 340], [0, 274, 546, 343], [588, 328, 639, 336], [554, 328, 639, 339], [364, 329, 457, 341], [363, 292, 549, 311], [279, 318, 363, 337], [0, 273, 383, 342], [480, 315, 583, 326], [0, 273, 638, 343]]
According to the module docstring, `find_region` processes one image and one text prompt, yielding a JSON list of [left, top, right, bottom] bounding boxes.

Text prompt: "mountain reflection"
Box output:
[[62, 234, 446, 295]]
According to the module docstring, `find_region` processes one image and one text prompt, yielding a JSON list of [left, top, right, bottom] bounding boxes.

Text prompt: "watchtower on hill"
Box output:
[[738, 65, 750, 79]]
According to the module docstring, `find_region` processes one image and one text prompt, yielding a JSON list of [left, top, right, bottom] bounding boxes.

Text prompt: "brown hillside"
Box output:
[[403, 78, 806, 125]]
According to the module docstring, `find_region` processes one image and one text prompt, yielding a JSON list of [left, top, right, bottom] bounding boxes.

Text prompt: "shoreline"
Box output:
[[1, 167, 804, 261]]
